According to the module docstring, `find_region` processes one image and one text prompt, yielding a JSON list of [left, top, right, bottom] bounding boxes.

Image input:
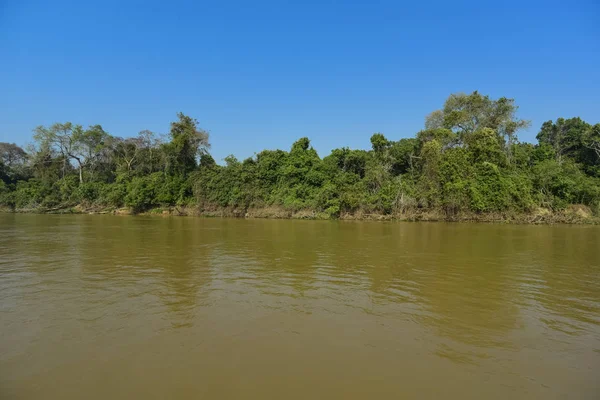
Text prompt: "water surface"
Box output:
[[1, 214, 599, 399]]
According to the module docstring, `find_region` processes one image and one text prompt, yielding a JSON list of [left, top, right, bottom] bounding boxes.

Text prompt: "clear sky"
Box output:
[[1, 0, 599, 162]]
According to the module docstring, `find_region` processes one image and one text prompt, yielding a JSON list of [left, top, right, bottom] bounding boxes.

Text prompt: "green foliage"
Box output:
[[467, 128, 507, 166], [0, 143, 29, 183], [168, 113, 210, 176], [470, 163, 513, 212], [429, 91, 530, 140], [124, 173, 192, 212], [125, 176, 157, 212], [537, 117, 589, 163], [439, 147, 472, 213], [77, 182, 103, 204], [3, 95, 599, 219], [370, 133, 390, 153], [389, 138, 418, 175], [10, 179, 48, 209], [98, 183, 127, 207], [532, 160, 600, 209]]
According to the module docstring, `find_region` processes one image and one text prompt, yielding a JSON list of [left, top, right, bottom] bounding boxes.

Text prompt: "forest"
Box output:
[[1, 92, 599, 222]]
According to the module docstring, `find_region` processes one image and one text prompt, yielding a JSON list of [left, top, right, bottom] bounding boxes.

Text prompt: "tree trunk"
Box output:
[[70, 155, 84, 184]]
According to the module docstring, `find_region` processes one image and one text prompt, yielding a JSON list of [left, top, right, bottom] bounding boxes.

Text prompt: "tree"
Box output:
[[370, 133, 390, 154], [416, 128, 457, 150], [389, 138, 418, 175], [417, 139, 443, 207], [168, 113, 210, 176], [426, 91, 530, 162], [113, 137, 141, 172], [32, 122, 110, 183], [112, 130, 161, 174], [424, 110, 444, 130], [26, 141, 65, 183], [0, 142, 28, 167], [4, 92, 599, 219], [70, 124, 110, 183], [466, 128, 506, 166], [33, 122, 76, 179], [583, 124, 600, 160], [0, 143, 28, 182], [536, 117, 591, 164]]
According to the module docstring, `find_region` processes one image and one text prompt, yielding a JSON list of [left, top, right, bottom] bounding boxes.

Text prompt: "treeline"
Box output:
[[1, 92, 599, 220]]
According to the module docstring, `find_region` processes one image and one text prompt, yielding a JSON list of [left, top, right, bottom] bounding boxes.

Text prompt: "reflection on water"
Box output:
[[1, 214, 599, 399]]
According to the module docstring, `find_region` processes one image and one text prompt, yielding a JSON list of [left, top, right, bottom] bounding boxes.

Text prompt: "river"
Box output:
[[1, 214, 599, 399]]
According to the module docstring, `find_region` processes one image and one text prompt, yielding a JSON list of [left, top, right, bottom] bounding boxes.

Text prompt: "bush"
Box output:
[[532, 160, 598, 209], [77, 182, 104, 204], [98, 183, 127, 207], [10, 180, 47, 209], [125, 176, 157, 212]]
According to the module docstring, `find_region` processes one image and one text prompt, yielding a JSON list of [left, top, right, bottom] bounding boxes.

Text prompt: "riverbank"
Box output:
[[3, 204, 598, 224]]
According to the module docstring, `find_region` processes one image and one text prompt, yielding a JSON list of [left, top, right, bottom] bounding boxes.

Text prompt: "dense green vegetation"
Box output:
[[1, 92, 599, 220]]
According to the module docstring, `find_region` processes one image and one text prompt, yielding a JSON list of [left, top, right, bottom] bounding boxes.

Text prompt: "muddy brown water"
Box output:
[[1, 214, 599, 399]]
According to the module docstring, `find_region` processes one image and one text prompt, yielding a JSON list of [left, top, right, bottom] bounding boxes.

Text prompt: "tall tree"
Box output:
[[168, 113, 210, 176], [33, 122, 110, 183], [537, 117, 592, 165], [0, 142, 28, 167], [70, 124, 110, 183], [584, 124, 600, 160], [33, 122, 76, 179], [426, 91, 529, 162], [0, 143, 28, 182]]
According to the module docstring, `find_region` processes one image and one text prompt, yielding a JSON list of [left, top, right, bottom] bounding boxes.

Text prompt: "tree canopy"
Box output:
[[1, 94, 599, 220]]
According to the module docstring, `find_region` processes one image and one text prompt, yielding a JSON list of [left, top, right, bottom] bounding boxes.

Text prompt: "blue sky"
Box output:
[[1, 0, 598, 162]]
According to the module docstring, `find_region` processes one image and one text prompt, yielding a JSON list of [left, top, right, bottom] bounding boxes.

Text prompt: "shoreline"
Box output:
[[2, 204, 598, 225]]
